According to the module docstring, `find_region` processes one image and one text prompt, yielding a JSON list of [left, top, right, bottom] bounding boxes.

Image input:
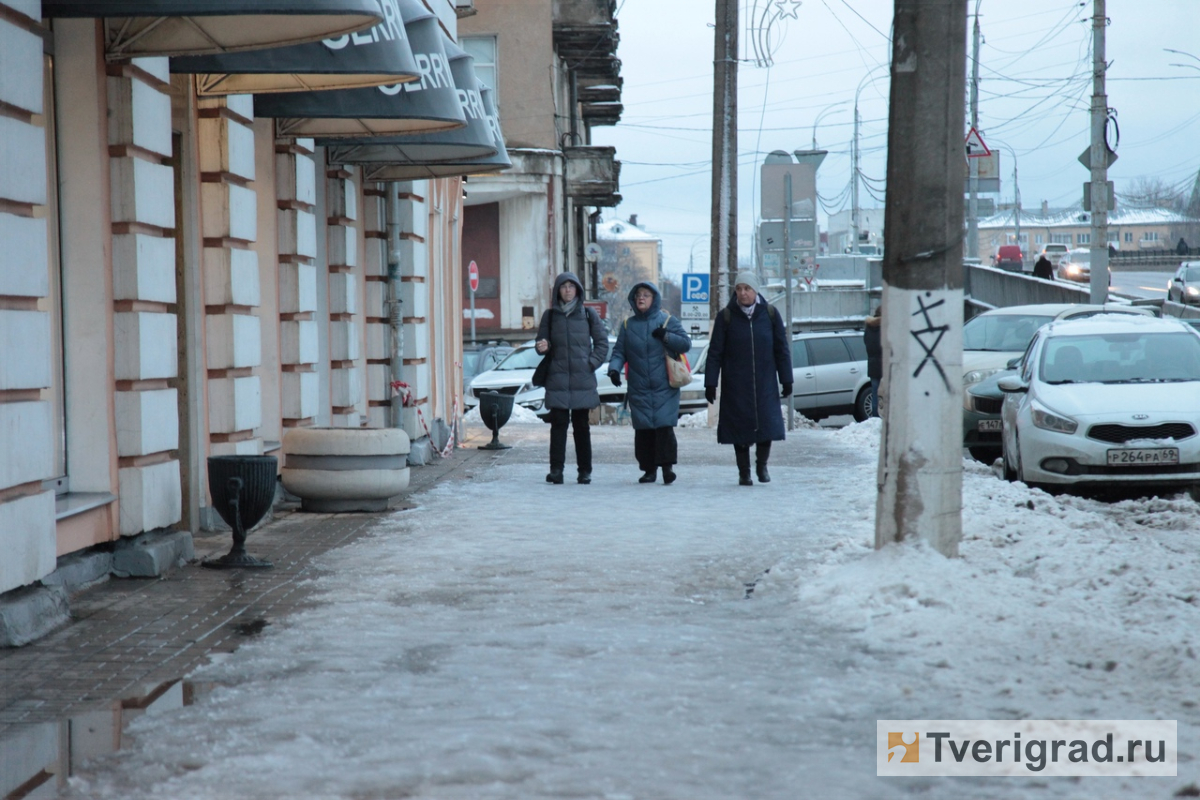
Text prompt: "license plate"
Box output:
[[977, 419, 1003, 432], [1106, 448, 1180, 466]]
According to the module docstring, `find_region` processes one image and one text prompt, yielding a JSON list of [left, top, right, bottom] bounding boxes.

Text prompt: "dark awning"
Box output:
[[41, 0, 383, 59], [254, 0, 464, 138], [170, 0, 419, 96], [321, 41, 495, 162], [339, 88, 511, 183]]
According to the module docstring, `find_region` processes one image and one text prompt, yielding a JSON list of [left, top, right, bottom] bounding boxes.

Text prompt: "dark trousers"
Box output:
[[634, 427, 678, 471], [548, 408, 592, 473]]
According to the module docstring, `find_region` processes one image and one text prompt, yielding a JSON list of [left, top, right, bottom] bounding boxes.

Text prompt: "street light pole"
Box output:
[[967, 0, 982, 260], [852, 65, 887, 255], [811, 101, 848, 152]]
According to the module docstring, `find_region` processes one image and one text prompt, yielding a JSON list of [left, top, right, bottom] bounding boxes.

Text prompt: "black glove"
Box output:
[[608, 370, 622, 387], [651, 327, 666, 340], [781, 384, 792, 398], [705, 386, 717, 404]]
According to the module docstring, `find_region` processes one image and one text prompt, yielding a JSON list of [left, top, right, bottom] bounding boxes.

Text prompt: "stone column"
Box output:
[[108, 57, 183, 536], [276, 138, 320, 430], [395, 183, 432, 444], [326, 166, 363, 428], [199, 95, 263, 456], [363, 185, 392, 428], [0, 1, 57, 593]]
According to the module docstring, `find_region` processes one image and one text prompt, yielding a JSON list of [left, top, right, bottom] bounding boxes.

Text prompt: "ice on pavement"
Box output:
[[67, 420, 1200, 799]]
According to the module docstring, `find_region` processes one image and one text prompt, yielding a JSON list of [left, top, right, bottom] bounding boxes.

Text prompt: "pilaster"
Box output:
[[276, 138, 320, 428]]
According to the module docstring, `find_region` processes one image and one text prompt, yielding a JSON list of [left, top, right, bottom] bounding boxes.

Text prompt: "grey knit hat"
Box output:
[[732, 272, 760, 293]]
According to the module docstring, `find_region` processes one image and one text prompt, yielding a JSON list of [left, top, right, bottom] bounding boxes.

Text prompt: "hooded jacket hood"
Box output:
[[551, 272, 585, 304], [626, 281, 662, 318]]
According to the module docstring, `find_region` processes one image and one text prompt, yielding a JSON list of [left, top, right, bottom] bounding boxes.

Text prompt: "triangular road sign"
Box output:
[[965, 126, 990, 158], [1078, 146, 1118, 170]]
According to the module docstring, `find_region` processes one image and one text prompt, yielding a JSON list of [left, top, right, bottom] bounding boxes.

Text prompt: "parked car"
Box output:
[[998, 314, 1200, 494], [992, 244, 1024, 272], [1167, 261, 1200, 305], [462, 341, 514, 389], [961, 304, 1157, 462], [464, 340, 540, 412]]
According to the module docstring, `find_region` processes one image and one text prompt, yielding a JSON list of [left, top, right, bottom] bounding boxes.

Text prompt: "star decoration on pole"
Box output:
[[774, 0, 802, 21]]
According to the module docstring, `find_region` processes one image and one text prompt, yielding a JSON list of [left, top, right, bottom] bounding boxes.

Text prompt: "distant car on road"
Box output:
[[1167, 261, 1200, 305], [992, 244, 1024, 272], [998, 314, 1200, 496], [1039, 243, 1070, 262]]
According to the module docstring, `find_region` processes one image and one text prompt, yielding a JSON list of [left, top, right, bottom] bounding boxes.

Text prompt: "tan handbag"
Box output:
[[660, 315, 692, 389]]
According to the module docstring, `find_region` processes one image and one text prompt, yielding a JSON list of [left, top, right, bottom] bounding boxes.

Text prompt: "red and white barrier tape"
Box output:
[[389, 380, 458, 458]]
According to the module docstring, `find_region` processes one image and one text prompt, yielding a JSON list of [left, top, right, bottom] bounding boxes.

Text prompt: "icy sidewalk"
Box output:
[[67, 421, 1199, 799]]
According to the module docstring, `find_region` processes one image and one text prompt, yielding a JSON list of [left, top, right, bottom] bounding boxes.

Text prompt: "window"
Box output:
[[1124, 232, 1133, 243], [1051, 233, 1071, 244], [1077, 233, 1090, 245], [842, 336, 867, 361], [1035, 234, 1044, 245], [805, 337, 852, 366], [790, 340, 810, 368], [1143, 232, 1160, 242], [461, 35, 497, 99], [1107, 231, 1119, 242]]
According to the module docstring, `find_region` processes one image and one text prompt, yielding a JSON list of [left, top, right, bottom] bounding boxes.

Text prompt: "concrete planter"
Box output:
[[281, 427, 411, 512]]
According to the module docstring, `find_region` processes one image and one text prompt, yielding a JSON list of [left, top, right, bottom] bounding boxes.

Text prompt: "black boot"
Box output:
[[756, 442, 772, 484], [661, 466, 676, 485], [577, 470, 591, 484], [735, 446, 752, 486], [546, 468, 564, 484], [638, 468, 657, 483]]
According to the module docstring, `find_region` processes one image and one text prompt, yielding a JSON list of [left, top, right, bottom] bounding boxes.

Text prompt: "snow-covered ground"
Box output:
[[66, 420, 1199, 799]]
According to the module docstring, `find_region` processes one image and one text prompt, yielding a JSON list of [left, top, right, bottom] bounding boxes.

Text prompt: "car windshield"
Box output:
[[1039, 332, 1200, 384], [493, 345, 544, 371], [1184, 267, 1200, 282], [963, 313, 1054, 352], [1067, 251, 1091, 265]]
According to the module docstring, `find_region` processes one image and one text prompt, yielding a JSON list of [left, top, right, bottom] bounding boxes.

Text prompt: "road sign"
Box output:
[[963, 150, 1000, 193], [468, 260, 479, 293], [759, 220, 817, 253], [680, 303, 710, 322], [965, 126, 990, 158], [584, 242, 602, 262], [1082, 181, 1115, 212], [583, 300, 607, 319], [681, 273, 710, 303], [1078, 146, 1118, 170]]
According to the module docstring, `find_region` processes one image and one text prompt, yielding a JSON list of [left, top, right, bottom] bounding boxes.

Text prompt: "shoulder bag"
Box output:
[[660, 314, 692, 389], [531, 311, 552, 387]]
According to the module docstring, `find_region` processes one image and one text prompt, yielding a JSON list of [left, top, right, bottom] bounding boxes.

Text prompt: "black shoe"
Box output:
[[546, 469, 564, 484], [638, 469, 657, 484], [756, 465, 770, 483], [577, 471, 591, 484], [661, 467, 676, 485], [738, 470, 753, 486]]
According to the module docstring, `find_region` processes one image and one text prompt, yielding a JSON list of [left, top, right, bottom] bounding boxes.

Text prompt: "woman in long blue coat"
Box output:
[[703, 272, 792, 485], [607, 282, 691, 484]]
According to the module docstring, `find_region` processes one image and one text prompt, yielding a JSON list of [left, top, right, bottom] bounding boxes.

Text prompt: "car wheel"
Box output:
[[1001, 436, 1017, 482], [853, 385, 872, 422]]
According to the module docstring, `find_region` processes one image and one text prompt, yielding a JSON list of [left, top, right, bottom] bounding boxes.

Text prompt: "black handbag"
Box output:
[[531, 311, 551, 387]]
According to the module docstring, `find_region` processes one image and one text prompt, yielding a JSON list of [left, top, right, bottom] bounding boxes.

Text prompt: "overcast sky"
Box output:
[[591, 0, 1200, 280]]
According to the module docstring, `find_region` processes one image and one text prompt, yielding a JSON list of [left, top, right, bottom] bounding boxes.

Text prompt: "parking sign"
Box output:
[[682, 273, 710, 303]]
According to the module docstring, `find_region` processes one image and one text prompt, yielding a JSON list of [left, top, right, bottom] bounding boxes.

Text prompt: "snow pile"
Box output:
[[462, 401, 543, 426], [677, 409, 708, 427]]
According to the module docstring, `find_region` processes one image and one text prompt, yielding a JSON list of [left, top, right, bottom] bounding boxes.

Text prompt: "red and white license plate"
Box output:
[[1106, 448, 1180, 466], [977, 419, 1002, 432]]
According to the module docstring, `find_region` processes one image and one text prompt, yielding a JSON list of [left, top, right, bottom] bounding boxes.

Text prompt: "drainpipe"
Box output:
[[386, 183, 404, 429]]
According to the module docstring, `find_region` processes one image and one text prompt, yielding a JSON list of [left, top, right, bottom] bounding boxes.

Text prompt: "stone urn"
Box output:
[[281, 427, 411, 512]]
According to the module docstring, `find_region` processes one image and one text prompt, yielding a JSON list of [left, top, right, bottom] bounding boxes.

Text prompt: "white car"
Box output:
[[468, 339, 624, 419], [962, 303, 1156, 392], [998, 314, 1200, 493]]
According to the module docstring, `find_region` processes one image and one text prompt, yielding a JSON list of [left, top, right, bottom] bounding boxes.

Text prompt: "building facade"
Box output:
[[0, 0, 502, 642], [979, 206, 1196, 255], [457, 0, 622, 339]]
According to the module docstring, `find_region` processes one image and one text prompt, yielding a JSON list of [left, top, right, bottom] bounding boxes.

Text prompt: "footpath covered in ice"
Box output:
[[68, 418, 1199, 799]]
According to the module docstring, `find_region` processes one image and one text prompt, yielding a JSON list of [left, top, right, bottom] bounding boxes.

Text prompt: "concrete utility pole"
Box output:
[[876, 0, 968, 558], [966, 2, 981, 260], [710, 0, 738, 317], [1087, 0, 1110, 304]]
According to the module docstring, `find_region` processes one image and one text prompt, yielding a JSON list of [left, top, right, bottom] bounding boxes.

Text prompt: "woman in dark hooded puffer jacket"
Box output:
[[535, 272, 609, 484], [606, 282, 691, 484]]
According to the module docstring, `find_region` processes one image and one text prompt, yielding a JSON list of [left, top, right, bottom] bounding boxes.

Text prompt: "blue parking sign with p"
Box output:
[[682, 273, 709, 303]]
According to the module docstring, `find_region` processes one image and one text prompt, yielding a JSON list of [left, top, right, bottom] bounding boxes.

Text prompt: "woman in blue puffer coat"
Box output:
[[607, 282, 691, 484]]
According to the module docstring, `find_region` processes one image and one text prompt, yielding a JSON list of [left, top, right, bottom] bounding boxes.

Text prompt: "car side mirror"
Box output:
[[997, 376, 1028, 394], [1005, 357, 1022, 369]]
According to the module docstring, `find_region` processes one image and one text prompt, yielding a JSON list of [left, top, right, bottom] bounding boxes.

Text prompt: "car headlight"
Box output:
[[963, 367, 1003, 387], [1188, 286, 1199, 296], [517, 383, 534, 394], [1030, 401, 1078, 435]]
